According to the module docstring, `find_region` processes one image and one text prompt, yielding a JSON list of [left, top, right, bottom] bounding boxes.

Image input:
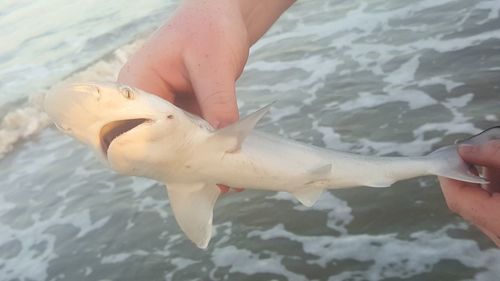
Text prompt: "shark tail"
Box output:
[[425, 145, 486, 184], [426, 126, 500, 184], [290, 130, 498, 208]]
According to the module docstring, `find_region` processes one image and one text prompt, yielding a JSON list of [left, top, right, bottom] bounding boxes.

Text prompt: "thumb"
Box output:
[[192, 74, 239, 128], [459, 141, 500, 169], [197, 84, 239, 128], [186, 55, 239, 128]]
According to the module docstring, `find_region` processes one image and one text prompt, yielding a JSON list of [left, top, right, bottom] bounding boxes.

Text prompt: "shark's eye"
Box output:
[[119, 86, 134, 99]]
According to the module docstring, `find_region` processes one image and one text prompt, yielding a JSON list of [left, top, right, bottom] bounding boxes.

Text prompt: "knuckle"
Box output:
[[199, 90, 234, 109], [204, 90, 231, 102]]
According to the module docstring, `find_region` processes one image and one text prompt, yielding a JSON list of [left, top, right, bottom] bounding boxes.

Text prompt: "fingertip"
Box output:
[[457, 144, 485, 166], [211, 114, 239, 129], [458, 141, 500, 169], [203, 106, 239, 129], [187, 60, 240, 128]]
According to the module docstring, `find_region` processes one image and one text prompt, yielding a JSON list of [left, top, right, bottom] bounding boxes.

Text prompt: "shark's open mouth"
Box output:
[[100, 118, 149, 156]]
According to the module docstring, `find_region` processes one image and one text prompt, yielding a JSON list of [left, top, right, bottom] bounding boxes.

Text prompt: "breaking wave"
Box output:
[[0, 39, 145, 159]]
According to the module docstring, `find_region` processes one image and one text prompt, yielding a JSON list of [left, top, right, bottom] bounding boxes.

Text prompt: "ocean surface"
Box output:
[[1, 0, 500, 280]]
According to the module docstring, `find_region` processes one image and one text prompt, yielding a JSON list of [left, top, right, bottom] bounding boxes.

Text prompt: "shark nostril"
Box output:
[[55, 123, 71, 132], [93, 86, 101, 100], [71, 84, 101, 100]]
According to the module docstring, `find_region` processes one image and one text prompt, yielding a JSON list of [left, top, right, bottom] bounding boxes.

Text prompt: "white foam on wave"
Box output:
[[238, 0, 500, 163], [247, 223, 500, 280], [476, 0, 500, 24], [211, 245, 308, 281], [312, 118, 440, 157], [254, 0, 500, 114], [338, 90, 437, 112], [485, 114, 498, 121], [268, 105, 301, 122], [0, 39, 144, 160], [101, 250, 148, 264], [243, 54, 341, 99], [268, 191, 353, 235], [0, 196, 112, 281], [413, 93, 480, 138], [0, 100, 50, 158], [314, 90, 480, 156]]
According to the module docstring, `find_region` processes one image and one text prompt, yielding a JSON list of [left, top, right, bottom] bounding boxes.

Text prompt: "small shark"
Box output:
[[44, 82, 494, 248]]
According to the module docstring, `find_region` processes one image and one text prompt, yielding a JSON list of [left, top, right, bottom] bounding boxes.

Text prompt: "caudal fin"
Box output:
[[426, 145, 487, 184]]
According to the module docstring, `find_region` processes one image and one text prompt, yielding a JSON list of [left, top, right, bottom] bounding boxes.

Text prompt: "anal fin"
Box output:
[[292, 188, 324, 207], [292, 164, 331, 207], [166, 182, 220, 248]]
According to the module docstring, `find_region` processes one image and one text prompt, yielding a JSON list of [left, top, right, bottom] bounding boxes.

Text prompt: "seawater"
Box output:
[[1, 1, 500, 280]]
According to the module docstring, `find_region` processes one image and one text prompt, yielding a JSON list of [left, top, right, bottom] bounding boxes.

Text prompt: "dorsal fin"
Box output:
[[207, 103, 273, 153]]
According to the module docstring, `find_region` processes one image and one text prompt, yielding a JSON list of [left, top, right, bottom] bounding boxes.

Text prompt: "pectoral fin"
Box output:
[[166, 182, 220, 248], [208, 103, 273, 152]]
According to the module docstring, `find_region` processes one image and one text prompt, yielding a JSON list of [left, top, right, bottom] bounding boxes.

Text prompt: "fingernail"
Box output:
[[215, 120, 231, 129], [217, 184, 230, 193], [458, 144, 477, 154], [208, 120, 220, 129], [203, 116, 219, 129]]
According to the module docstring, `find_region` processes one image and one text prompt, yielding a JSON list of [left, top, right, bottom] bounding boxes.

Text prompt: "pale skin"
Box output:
[[118, 0, 499, 246]]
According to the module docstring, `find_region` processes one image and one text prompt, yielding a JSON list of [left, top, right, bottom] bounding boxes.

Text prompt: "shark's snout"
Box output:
[[44, 83, 122, 154], [44, 82, 172, 163], [44, 83, 100, 119]]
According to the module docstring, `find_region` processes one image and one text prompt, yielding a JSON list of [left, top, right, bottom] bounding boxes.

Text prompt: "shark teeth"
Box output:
[[99, 119, 149, 156]]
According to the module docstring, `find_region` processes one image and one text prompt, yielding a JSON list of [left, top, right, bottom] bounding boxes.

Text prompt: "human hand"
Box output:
[[118, 0, 249, 127], [118, 0, 294, 193], [439, 140, 500, 246]]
